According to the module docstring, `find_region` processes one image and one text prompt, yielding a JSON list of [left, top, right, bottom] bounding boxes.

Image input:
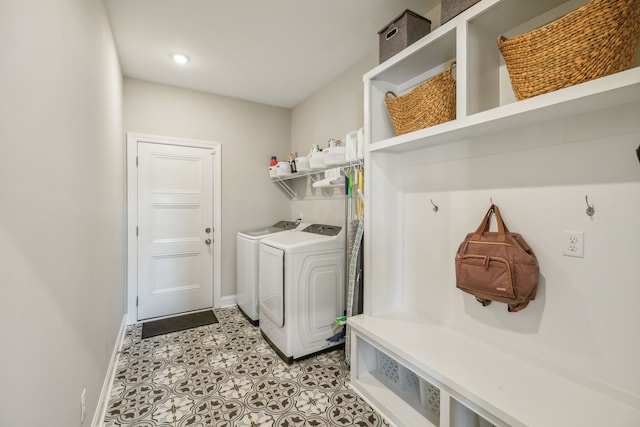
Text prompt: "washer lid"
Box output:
[[242, 226, 283, 237], [241, 220, 301, 237], [302, 223, 342, 236], [272, 220, 300, 230], [260, 223, 344, 251]]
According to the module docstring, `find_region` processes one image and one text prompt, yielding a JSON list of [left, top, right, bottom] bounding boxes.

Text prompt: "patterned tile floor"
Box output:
[[103, 306, 389, 426]]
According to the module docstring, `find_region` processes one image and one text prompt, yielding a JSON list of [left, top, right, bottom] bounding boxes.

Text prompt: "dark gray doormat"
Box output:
[[142, 310, 218, 339]]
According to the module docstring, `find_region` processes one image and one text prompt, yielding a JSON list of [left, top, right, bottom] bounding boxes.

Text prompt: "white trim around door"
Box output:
[[126, 132, 222, 325]]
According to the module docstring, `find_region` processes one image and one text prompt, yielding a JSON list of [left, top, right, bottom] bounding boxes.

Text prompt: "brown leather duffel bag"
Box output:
[[455, 204, 539, 312]]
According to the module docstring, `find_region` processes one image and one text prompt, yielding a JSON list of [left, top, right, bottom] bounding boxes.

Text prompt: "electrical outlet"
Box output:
[[563, 231, 584, 258], [81, 388, 86, 424]]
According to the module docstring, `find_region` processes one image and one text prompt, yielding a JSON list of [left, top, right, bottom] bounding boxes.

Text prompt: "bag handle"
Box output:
[[472, 204, 509, 242]]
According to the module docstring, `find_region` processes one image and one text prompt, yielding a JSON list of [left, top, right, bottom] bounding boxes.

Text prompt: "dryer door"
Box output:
[[259, 244, 285, 327]]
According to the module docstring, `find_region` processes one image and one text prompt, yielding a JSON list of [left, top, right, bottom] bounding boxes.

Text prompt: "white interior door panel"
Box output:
[[138, 142, 214, 320]]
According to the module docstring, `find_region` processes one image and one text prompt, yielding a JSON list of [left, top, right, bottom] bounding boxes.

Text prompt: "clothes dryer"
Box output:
[[259, 223, 345, 363], [236, 220, 303, 325]]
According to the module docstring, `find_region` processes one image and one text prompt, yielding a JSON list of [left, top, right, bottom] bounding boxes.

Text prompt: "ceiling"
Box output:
[[103, 0, 438, 108]]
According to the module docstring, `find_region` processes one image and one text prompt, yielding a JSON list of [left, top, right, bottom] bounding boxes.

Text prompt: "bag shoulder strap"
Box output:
[[493, 204, 510, 235]]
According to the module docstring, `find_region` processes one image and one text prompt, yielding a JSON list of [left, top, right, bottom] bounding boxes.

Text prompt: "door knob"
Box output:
[[205, 238, 212, 245], [205, 227, 212, 233]]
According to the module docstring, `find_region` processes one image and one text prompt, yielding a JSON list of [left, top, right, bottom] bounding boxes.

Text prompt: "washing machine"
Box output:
[[259, 223, 345, 363], [236, 220, 304, 325]]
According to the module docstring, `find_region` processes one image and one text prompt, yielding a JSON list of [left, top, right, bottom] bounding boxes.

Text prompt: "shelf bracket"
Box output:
[[307, 173, 321, 183], [273, 179, 298, 199]]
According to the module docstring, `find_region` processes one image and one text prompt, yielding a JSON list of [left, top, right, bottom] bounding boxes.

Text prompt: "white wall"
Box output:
[[123, 79, 291, 299], [0, 0, 124, 425], [288, 4, 441, 227], [398, 101, 640, 401], [289, 53, 376, 226]]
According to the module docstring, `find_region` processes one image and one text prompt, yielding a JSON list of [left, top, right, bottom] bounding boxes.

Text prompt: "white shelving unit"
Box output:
[[349, 0, 640, 426], [270, 160, 363, 199]]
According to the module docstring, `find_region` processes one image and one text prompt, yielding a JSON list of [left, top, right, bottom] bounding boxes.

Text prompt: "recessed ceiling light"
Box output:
[[170, 53, 190, 65]]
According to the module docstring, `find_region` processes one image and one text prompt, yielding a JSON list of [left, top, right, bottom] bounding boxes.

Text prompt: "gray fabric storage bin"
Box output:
[[378, 10, 431, 64], [441, 0, 481, 24]]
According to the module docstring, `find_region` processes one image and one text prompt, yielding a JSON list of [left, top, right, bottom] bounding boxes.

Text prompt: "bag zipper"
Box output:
[[463, 239, 510, 253], [468, 240, 510, 246], [460, 254, 513, 292]]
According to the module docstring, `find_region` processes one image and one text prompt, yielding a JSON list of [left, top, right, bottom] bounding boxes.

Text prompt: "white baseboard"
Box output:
[[92, 314, 127, 427]]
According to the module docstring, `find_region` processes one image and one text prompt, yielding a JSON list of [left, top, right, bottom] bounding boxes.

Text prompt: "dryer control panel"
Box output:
[[273, 220, 300, 230], [302, 224, 342, 236]]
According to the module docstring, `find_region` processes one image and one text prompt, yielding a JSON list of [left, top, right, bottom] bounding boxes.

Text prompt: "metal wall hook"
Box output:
[[585, 195, 595, 217], [430, 199, 439, 213]]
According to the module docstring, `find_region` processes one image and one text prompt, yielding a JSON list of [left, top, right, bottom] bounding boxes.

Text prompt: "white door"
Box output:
[[137, 142, 214, 320]]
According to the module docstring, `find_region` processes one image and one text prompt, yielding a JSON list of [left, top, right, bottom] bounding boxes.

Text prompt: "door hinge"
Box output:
[[136, 226, 139, 237], [136, 297, 138, 307], [136, 156, 138, 167]]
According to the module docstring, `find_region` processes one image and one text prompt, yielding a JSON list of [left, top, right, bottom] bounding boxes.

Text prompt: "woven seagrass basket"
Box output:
[[385, 61, 456, 136], [498, 0, 640, 101]]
